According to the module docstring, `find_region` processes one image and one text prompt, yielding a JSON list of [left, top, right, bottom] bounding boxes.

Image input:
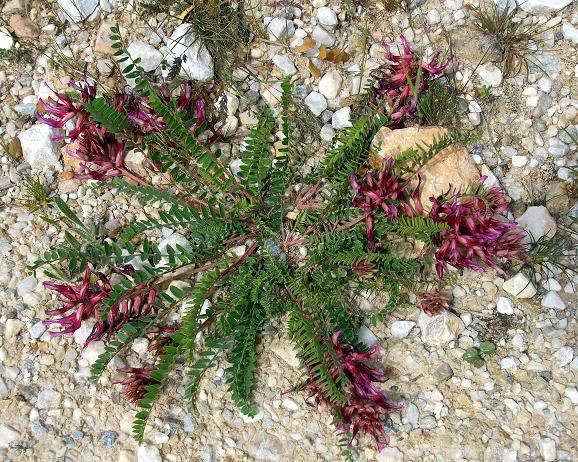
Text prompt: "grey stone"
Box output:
[[418, 311, 465, 346], [433, 363, 454, 382], [126, 41, 162, 72], [58, 0, 99, 22]]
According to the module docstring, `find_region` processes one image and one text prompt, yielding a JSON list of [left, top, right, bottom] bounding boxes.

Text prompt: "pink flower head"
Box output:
[[371, 36, 450, 127], [35, 77, 97, 140], [115, 367, 159, 403], [303, 332, 401, 451], [44, 265, 158, 347], [418, 291, 451, 316], [43, 267, 110, 336], [429, 180, 527, 277], [71, 126, 128, 181], [351, 157, 423, 251]]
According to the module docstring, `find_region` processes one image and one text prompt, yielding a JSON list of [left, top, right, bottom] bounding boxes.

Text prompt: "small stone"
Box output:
[[165, 23, 214, 81], [5, 319, 24, 341], [547, 138, 568, 157], [402, 402, 419, 427], [29, 321, 46, 340], [500, 357, 519, 370], [562, 22, 578, 44], [427, 9, 441, 24], [58, 0, 100, 23], [542, 279, 561, 291], [0, 423, 20, 448], [357, 325, 378, 347], [318, 70, 342, 100], [0, 27, 15, 50], [272, 54, 297, 76], [312, 25, 335, 47], [100, 431, 118, 448], [418, 311, 465, 346], [496, 296, 514, 315], [478, 63, 503, 87], [138, 444, 162, 462], [118, 450, 136, 462], [541, 291, 566, 310], [511, 155, 528, 167], [126, 41, 162, 72], [502, 273, 537, 298], [9, 14, 40, 38], [94, 22, 115, 55], [0, 378, 9, 398], [282, 398, 299, 411], [452, 286, 466, 297], [18, 124, 61, 171], [538, 437, 556, 462], [267, 17, 295, 41], [320, 124, 335, 142], [390, 320, 415, 339], [433, 362, 454, 382], [565, 387, 578, 404], [183, 414, 197, 432], [131, 337, 149, 354], [331, 107, 352, 129], [552, 346, 573, 367], [304, 91, 328, 116], [82, 341, 106, 364], [17, 276, 37, 296], [36, 388, 62, 409], [520, 0, 572, 13], [512, 334, 525, 350], [376, 447, 404, 462], [316, 7, 338, 27]]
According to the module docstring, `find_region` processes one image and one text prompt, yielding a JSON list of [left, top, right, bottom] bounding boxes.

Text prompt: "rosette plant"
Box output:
[[34, 27, 526, 459]]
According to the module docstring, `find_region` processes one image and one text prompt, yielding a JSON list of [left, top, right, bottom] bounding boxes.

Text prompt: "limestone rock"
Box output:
[[165, 24, 214, 81], [304, 91, 327, 116], [0, 423, 20, 448], [94, 22, 115, 55], [516, 206, 557, 241], [390, 320, 415, 339], [0, 27, 14, 50], [9, 14, 40, 38], [370, 126, 479, 208], [502, 273, 537, 298], [267, 18, 295, 42], [126, 41, 162, 72], [418, 311, 465, 346], [58, 0, 99, 23], [138, 444, 162, 462], [18, 124, 61, 171], [518, 0, 573, 13]]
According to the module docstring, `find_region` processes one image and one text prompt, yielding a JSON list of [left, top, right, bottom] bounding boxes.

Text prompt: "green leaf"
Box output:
[[479, 341, 496, 355], [463, 347, 481, 363]]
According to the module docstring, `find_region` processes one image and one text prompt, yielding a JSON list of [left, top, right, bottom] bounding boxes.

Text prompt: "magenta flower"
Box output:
[[303, 332, 401, 451], [70, 126, 131, 182], [35, 77, 97, 141], [351, 157, 423, 251], [429, 180, 527, 278], [115, 367, 160, 404], [371, 36, 450, 127], [418, 291, 451, 316], [44, 266, 158, 347], [43, 267, 110, 336]]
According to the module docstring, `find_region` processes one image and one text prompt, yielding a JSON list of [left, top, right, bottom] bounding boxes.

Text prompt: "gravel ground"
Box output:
[[0, 0, 577, 461]]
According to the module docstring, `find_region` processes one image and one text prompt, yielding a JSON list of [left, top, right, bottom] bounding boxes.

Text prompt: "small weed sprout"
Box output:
[[18, 174, 51, 212]]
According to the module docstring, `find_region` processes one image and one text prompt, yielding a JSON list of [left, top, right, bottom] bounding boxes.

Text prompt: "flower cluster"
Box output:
[[350, 157, 423, 251], [418, 291, 452, 316], [43, 266, 158, 347], [304, 332, 401, 451], [35, 77, 97, 141], [115, 367, 160, 403], [428, 181, 527, 278], [36, 79, 212, 183], [371, 35, 450, 127]]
